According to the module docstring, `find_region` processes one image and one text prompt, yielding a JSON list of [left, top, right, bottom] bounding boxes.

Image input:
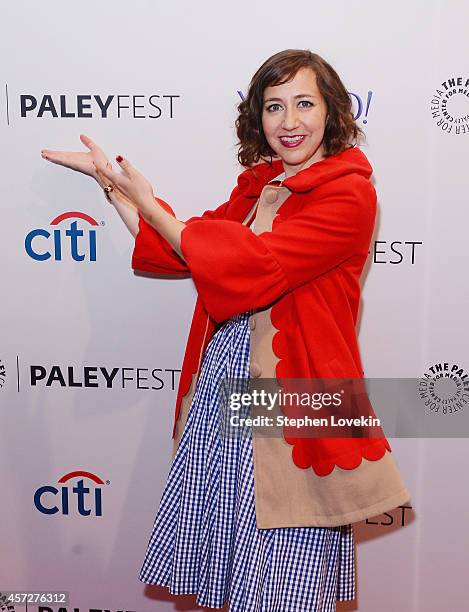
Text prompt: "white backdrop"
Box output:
[[1, 1, 468, 611]]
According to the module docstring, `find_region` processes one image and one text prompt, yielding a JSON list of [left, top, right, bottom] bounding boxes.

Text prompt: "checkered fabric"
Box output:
[[139, 311, 355, 611]]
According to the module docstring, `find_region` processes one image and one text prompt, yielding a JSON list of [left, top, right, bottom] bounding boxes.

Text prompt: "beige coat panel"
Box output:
[[172, 181, 411, 528], [248, 182, 411, 528]]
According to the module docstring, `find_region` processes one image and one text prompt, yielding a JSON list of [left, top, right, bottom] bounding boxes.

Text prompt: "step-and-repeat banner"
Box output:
[[1, 1, 468, 611]]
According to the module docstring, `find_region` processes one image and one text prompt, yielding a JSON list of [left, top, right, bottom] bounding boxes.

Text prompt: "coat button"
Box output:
[[249, 317, 256, 330], [264, 189, 279, 204], [250, 362, 262, 377]]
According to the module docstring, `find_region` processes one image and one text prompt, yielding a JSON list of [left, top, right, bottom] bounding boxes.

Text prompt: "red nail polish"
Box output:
[[116, 155, 123, 162]]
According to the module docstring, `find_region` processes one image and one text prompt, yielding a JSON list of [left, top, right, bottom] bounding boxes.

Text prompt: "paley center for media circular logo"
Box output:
[[430, 76, 469, 135], [419, 362, 469, 415]]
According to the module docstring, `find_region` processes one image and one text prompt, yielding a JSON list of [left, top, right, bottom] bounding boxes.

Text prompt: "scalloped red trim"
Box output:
[[270, 258, 392, 476], [286, 435, 392, 476]]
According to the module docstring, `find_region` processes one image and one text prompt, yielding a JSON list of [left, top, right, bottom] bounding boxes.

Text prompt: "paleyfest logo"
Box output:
[[237, 89, 373, 124], [419, 362, 469, 415], [430, 76, 469, 135]]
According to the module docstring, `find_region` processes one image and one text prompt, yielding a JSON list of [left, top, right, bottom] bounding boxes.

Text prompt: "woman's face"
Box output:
[[261, 67, 328, 177]]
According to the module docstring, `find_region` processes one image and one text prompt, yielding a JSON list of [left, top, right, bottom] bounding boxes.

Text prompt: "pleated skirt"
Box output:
[[139, 311, 355, 611]]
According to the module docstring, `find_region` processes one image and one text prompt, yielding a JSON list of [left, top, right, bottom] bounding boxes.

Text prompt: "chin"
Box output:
[[281, 152, 314, 165]]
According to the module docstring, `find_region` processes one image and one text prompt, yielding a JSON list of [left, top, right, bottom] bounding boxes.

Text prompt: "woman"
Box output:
[[42, 49, 410, 611]]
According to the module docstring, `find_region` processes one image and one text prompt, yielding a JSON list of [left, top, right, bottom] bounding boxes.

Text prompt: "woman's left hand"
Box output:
[[93, 154, 155, 215]]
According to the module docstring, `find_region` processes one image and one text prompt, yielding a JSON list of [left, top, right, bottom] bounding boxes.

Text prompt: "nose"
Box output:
[[281, 104, 300, 130]]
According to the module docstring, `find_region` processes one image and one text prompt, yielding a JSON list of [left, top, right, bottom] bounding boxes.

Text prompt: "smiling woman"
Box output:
[[236, 50, 364, 169], [132, 49, 409, 611], [261, 68, 329, 175], [40, 48, 410, 612]]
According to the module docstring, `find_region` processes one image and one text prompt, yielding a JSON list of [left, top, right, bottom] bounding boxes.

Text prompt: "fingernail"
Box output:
[[116, 155, 123, 162]]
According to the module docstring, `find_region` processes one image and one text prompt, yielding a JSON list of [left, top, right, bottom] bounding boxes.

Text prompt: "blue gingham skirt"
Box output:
[[139, 311, 355, 611]]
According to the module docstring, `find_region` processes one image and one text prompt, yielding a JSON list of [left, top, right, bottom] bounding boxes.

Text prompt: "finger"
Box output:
[[95, 166, 108, 180], [80, 134, 104, 155], [96, 168, 131, 199], [95, 163, 113, 182], [41, 148, 58, 159], [81, 134, 111, 171], [81, 134, 106, 160], [93, 159, 122, 185], [80, 133, 98, 151], [115, 155, 134, 176], [41, 148, 63, 159], [41, 149, 77, 165]]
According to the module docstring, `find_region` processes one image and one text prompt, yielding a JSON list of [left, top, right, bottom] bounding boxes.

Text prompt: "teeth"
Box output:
[[280, 136, 303, 142]]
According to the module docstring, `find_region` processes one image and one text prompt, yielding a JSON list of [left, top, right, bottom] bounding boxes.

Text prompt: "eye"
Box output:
[[265, 103, 282, 112], [264, 100, 314, 112]]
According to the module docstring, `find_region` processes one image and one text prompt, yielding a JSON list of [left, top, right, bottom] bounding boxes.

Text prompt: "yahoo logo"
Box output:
[[25, 211, 101, 261], [348, 90, 373, 124], [34, 470, 109, 516], [236, 89, 374, 123]]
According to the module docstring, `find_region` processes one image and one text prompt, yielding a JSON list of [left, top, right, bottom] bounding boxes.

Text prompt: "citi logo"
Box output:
[[34, 470, 110, 516], [25, 211, 103, 261]]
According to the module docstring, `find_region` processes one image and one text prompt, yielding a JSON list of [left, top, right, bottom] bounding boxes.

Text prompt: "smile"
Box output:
[[278, 135, 306, 148]]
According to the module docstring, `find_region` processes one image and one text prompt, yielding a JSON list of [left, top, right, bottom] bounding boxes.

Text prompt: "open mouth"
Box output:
[[278, 135, 306, 148]]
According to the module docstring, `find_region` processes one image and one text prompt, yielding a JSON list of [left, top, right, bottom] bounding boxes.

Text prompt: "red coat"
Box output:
[[132, 146, 391, 478]]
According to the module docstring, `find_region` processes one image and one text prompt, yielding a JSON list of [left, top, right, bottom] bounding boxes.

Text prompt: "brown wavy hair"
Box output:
[[235, 49, 365, 167]]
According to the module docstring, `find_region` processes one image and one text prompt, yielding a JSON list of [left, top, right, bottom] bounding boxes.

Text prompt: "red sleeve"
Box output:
[[131, 185, 240, 276], [179, 175, 377, 323]]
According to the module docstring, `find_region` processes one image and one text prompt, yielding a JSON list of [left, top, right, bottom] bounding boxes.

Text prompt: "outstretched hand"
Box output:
[[93, 154, 155, 215], [41, 134, 136, 206], [41, 134, 110, 182]]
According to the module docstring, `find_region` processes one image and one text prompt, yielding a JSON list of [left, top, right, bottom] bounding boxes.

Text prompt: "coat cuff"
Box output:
[[180, 219, 289, 323], [132, 210, 190, 276]]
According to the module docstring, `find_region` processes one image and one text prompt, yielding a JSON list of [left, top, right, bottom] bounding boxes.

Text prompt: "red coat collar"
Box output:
[[238, 146, 373, 197]]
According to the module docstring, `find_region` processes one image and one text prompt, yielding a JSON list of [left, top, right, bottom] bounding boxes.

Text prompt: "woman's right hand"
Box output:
[[41, 133, 110, 181], [41, 134, 134, 205]]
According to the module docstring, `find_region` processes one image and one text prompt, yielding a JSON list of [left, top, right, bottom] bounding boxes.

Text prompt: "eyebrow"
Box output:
[[264, 94, 317, 103]]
